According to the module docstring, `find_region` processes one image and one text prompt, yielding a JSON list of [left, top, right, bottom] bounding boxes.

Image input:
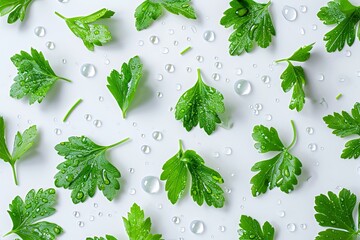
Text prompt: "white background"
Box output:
[[1, 0, 360, 239]]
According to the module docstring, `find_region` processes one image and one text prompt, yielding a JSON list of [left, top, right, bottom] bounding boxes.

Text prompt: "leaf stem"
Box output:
[[106, 137, 130, 149], [11, 164, 18, 185], [179, 139, 184, 151], [63, 99, 83, 122], [55, 11, 66, 19], [336, 93, 343, 100], [275, 58, 289, 63], [196, 68, 202, 82], [180, 46, 192, 55], [58, 77, 72, 83], [3, 230, 15, 237], [287, 120, 297, 150]]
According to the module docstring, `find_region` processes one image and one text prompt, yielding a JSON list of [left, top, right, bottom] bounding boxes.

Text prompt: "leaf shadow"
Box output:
[[129, 69, 153, 113]]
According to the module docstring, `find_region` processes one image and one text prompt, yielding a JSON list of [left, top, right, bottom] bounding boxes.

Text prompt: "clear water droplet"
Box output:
[[98, 96, 104, 102], [105, 59, 110, 65], [191, 26, 197, 33], [152, 131, 163, 141], [62, 59, 67, 64], [180, 227, 186, 233], [58, 0, 69, 2], [187, 37, 191, 41], [236, 68, 243, 75], [149, 36, 159, 45], [308, 143, 317, 152], [203, 30, 216, 42], [212, 73, 220, 81], [165, 64, 175, 73], [162, 47, 169, 54], [254, 103, 263, 110], [46, 41, 55, 50], [253, 64, 257, 68], [138, 40, 144, 46], [261, 75, 270, 84], [253, 110, 259, 115], [78, 221, 84, 227], [176, 84, 182, 91], [234, 80, 252, 96], [215, 62, 223, 69], [224, 147, 232, 155], [34, 26, 46, 37], [73, 211, 80, 218], [300, 224, 307, 230], [158, 204, 163, 209], [129, 168, 135, 173], [141, 145, 151, 154], [157, 92, 163, 98], [54, 128, 62, 135], [157, 74, 163, 81], [190, 220, 205, 234], [93, 120, 102, 128], [141, 176, 160, 194], [186, 67, 192, 72], [132, 122, 137, 127], [98, 212, 103, 217], [278, 210, 286, 218], [219, 226, 226, 232], [168, 29, 175, 35], [93, 203, 98, 208], [84, 114, 92, 121], [312, 24, 318, 30], [282, 6, 298, 21], [173, 40, 179, 46], [81, 64, 96, 78], [306, 127, 314, 135], [300, 27, 305, 35], [129, 188, 136, 195], [318, 74, 325, 81], [172, 216, 181, 224], [265, 114, 272, 121], [213, 152, 220, 158], [346, 50, 352, 57], [287, 223, 296, 232], [196, 56, 204, 62], [300, 5, 307, 13], [89, 215, 95, 221]]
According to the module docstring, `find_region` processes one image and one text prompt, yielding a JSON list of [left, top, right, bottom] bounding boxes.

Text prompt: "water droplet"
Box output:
[[318, 74, 325, 81], [213, 152, 220, 158], [165, 64, 175, 73], [158, 204, 163, 209], [215, 62, 223, 69], [34, 26, 46, 37], [300, 224, 307, 230], [168, 29, 175, 35], [46, 41, 55, 50], [300, 5, 307, 13], [138, 40, 144, 46], [236, 68, 243, 75], [93, 120, 102, 128], [282, 6, 298, 21], [141, 176, 161, 194], [104, 58, 110, 65], [78, 221, 84, 227], [73, 211, 80, 218], [129, 188, 136, 195], [62, 59, 67, 64], [265, 114, 272, 121], [234, 80, 252, 96], [98, 212, 103, 217], [172, 216, 181, 224], [196, 56, 204, 62], [306, 127, 314, 135], [225, 188, 232, 194], [253, 64, 257, 68], [308, 143, 317, 152], [141, 134, 146, 138], [81, 64, 96, 78], [287, 223, 296, 232], [261, 75, 270, 84], [219, 226, 226, 232], [173, 40, 179, 46], [254, 103, 263, 110], [190, 220, 205, 234], [320, 98, 328, 109], [89, 215, 95, 221], [186, 67, 192, 72], [149, 35, 159, 45], [98, 96, 104, 102], [346, 50, 352, 57], [312, 24, 318, 30], [300, 27, 305, 35], [187, 37, 191, 41], [253, 110, 259, 115], [132, 122, 137, 127], [157, 74, 163, 81], [176, 84, 182, 91], [278, 210, 286, 218], [93, 203, 98, 208], [180, 227, 186, 233], [141, 145, 151, 154], [152, 131, 163, 141], [191, 25, 197, 33], [157, 92, 163, 98], [54, 128, 62, 135], [224, 147, 232, 155], [58, 0, 69, 2], [212, 73, 220, 81], [84, 114, 92, 121], [203, 30, 216, 42], [128, 168, 135, 174], [162, 47, 169, 54]]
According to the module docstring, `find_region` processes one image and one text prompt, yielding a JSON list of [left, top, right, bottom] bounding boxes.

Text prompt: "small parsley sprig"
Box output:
[[0, 0, 34, 23], [238, 215, 275, 240], [276, 43, 315, 112]]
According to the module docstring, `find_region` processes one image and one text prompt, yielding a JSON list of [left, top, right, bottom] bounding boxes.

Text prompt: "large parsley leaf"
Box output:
[[55, 9, 115, 51], [251, 121, 302, 196], [314, 188, 360, 239], [160, 140, 225, 208], [323, 102, 360, 159], [4, 188, 63, 240], [0, 0, 33, 24], [276, 43, 314, 112], [135, 0, 196, 31], [86, 236, 117, 240], [238, 215, 275, 240], [318, 0, 360, 52], [220, 0, 275, 56], [175, 69, 225, 135], [107, 56, 143, 118], [10, 48, 71, 104], [0, 116, 37, 185], [54, 136, 130, 204], [123, 203, 163, 240]]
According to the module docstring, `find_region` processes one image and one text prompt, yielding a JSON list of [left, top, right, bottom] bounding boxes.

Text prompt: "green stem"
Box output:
[[106, 138, 130, 149], [336, 93, 343, 100], [287, 120, 297, 150], [179, 139, 184, 151], [63, 99, 83, 122], [196, 68, 202, 82], [11, 164, 18, 185], [3, 230, 15, 237], [275, 58, 289, 64], [180, 46, 192, 55], [58, 77, 72, 83], [55, 11, 66, 19]]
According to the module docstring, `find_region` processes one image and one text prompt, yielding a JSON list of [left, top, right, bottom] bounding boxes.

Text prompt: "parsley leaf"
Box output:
[[276, 43, 314, 112], [314, 188, 360, 239], [251, 121, 302, 196], [161, 140, 225, 208], [135, 0, 196, 31], [10, 48, 72, 104], [238, 215, 275, 240], [318, 0, 360, 52], [0, 0, 33, 24], [54, 136, 130, 204], [175, 69, 225, 135], [107, 56, 143, 118], [86, 236, 117, 240], [0, 116, 37, 185], [323, 102, 360, 159], [220, 0, 275, 56], [123, 203, 163, 240], [55, 9, 115, 51], [4, 188, 63, 239]]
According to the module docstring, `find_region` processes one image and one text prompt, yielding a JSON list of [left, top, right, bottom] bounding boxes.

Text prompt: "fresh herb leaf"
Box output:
[[10, 48, 71, 104], [123, 203, 163, 240], [0, 116, 37, 185], [55, 9, 115, 51], [63, 98, 83, 122], [54, 136, 130, 204], [161, 140, 225, 208], [4, 188, 63, 239], [0, 0, 33, 24], [220, 0, 275, 56], [86, 236, 117, 240], [175, 69, 225, 135], [323, 102, 360, 159], [135, 0, 196, 31], [107, 56, 143, 118], [238, 215, 275, 240], [276, 43, 314, 112], [251, 120, 302, 196], [314, 188, 360, 239], [318, 0, 360, 52]]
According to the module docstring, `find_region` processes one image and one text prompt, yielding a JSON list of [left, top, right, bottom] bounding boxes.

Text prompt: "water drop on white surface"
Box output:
[[308, 143, 317, 152], [149, 35, 159, 44], [93, 120, 102, 128], [172, 216, 181, 224], [196, 56, 204, 62], [282, 6, 298, 21], [141, 145, 151, 154], [46, 41, 55, 50], [203, 30, 216, 42], [306, 127, 314, 135], [73, 211, 80, 218], [141, 176, 160, 194], [54, 128, 62, 135], [212, 73, 220, 81], [165, 64, 175, 73], [34, 26, 46, 37], [287, 223, 296, 232], [129, 188, 136, 195], [81, 64, 96, 78], [84, 114, 92, 121], [234, 80, 252, 96], [190, 220, 205, 234], [152, 131, 163, 141]]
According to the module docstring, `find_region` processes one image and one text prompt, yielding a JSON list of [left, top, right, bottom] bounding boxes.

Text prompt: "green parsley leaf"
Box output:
[[220, 0, 275, 56], [238, 215, 275, 240], [86, 235, 117, 240], [4, 188, 63, 239], [0, 116, 37, 185], [251, 121, 302, 196], [161, 140, 225, 208], [175, 69, 225, 135], [0, 0, 33, 24], [135, 0, 196, 31], [123, 203, 163, 240], [314, 188, 360, 239], [318, 0, 360, 52], [10, 48, 72, 104], [54, 136, 130, 204], [323, 102, 360, 159], [55, 9, 115, 51], [276, 43, 314, 112], [107, 56, 143, 118]]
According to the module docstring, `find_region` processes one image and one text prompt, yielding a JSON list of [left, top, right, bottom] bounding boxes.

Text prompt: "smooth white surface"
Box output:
[[1, 0, 360, 239]]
